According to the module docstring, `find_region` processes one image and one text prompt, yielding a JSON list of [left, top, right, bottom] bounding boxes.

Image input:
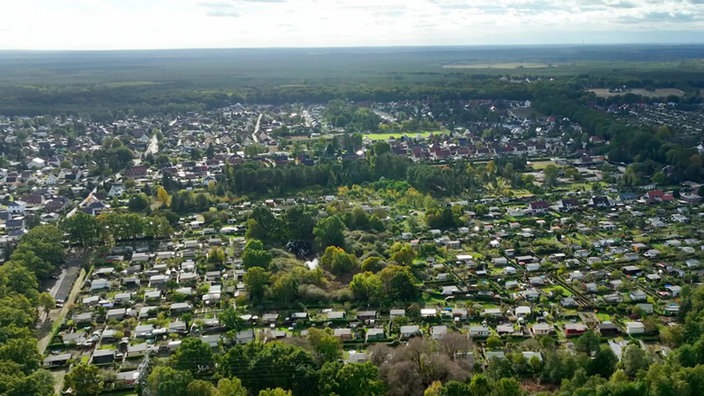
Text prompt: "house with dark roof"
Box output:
[[123, 165, 148, 178], [92, 349, 115, 365], [557, 198, 580, 212], [528, 200, 550, 214], [590, 196, 613, 208]]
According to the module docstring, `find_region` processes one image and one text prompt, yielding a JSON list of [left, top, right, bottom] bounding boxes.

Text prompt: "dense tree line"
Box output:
[[222, 155, 489, 198], [61, 211, 172, 247], [0, 225, 65, 395], [324, 99, 382, 132], [532, 84, 704, 183]]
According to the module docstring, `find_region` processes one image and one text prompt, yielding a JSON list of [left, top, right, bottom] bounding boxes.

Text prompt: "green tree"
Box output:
[[0, 261, 39, 303], [486, 357, 515, 381], [373, 141, 391, 156], [486, 335, 502, 350], [248, 206, 282, 243], [219, 308, 247, 332], [61, 212, 100, 246], [348, 207, 370, 230], [171, 338, 214, 378], [621, 344, 649, 377], [64, 362, 104, 396], [589, 346, 618, 378], [361, 256, 385, 273], [543, 164, 559, 187], [314, 215, 346, 249], [37, 292, 56, 315], [574, 331, 600, 355], [207, 246, 226, 266], [124, 178, 137, 190], [675, 344, 699, 367], [0, 337, 42, 374], [320, 246, 357, 276], [469, 374, 491, 395], [379, 265, 419, 302], [127, 193, 150, 212], [271, 273, 299, 305], [320, 361, 384, 396], [244, 267, 270, 303], [220, 342, 317, 395], [308, 328, 343, 364], [0, 362, 24, 396], [148, 366, 192, 396], [11, 224, 65, 279], [242, 239, 273, 269], [6, 252, 50, 286], [217, 377, 248, 396], [186, 379, 217, 396], [491, 378, 525, 396], [390, 243, 415, 266], [10, 368, 54, 396], [258, 389, 292, 396], [349, 272, 383, 305], [439, 380, 472, 396], [0, 295, 36, 328], [245, 218, 266, 242], [282, 205, 315, 241]]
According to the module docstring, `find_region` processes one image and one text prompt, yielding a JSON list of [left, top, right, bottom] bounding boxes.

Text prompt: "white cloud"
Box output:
[[0, 0, 702, 49]]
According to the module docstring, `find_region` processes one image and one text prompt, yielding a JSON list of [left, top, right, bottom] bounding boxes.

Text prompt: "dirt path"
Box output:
[[38, 266, 86, 354], [37, 266, 87, 395]]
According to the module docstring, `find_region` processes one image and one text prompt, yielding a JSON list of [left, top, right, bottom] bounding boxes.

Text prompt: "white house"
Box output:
[[28, 158, 45, 169], [624, 321, 645, 335], [44, 173, 59, 186], [420, 308, 438, 318], [108, 184, 125, 197], [430, 325, 448, 340], [532, 323, 553, 335], [7, 201, 26, 215], [515, 306, 532, 318], [400, 325, 420, 339], [469, 326, 490, 339]]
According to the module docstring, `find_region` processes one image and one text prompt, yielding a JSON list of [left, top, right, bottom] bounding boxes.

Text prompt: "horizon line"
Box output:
[[2, 41, 704, 53]]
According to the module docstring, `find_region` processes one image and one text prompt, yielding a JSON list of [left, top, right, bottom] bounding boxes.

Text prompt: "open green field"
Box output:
[[363, 130, 448, 141], [102, 391, 138, 396], [528, 160, 557, 170], [508, 189, 535, 198], [443, 62, 557, 69], [588, 88, 685, 98]]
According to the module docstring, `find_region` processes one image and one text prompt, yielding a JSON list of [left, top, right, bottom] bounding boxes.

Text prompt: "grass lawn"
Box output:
[[595, 312, 612, 322], [509, 189, 534, 198], [543, 285, 573, 297], [363, 130, 448, 140], [565, 182, 596, 192], [443, 62, 553, 69], [528, 161, 556, 170]]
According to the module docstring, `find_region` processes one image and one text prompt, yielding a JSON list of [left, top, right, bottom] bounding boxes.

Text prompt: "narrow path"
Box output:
[[38, 265, 86, 353], [252, 113, 263, 143], [37, 264, 88, 395]]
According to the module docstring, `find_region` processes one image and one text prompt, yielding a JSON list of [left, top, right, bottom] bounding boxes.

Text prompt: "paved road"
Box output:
[[53, 265, 80, 302], [252, 113, 263, 143], [144, 134, 158, 157], [66, 186, 98, 218]]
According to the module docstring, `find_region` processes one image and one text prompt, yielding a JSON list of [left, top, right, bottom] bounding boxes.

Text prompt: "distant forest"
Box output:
[[0, 45, 702, 118]]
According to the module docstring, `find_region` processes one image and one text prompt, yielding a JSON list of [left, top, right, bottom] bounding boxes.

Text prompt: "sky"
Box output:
[[1, 0, 703, 50]]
